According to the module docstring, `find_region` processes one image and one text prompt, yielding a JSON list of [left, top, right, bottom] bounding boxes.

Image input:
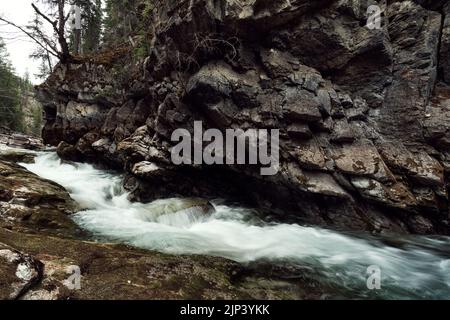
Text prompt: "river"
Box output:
[[21, 151, 450, 299]]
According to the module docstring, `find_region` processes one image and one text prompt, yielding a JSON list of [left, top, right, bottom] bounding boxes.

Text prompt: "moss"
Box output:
[[0, 227, 330, 300], [0, 255, 17, 300]]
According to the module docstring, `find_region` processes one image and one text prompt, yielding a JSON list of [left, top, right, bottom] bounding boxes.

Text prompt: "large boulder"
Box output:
[[136, 197, 215, 227]]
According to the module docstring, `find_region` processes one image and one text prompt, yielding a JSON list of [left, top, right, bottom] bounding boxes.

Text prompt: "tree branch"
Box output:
[[31, 1, 71, 62], [0, 16, 59, 59], [31, 3, 58, 34]]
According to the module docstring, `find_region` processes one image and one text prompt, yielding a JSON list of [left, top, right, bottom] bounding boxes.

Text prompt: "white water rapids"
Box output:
[[21, 152, 450, 299]]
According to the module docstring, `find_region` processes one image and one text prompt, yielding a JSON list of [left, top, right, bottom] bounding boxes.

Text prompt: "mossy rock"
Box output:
[[0, 228, 328, 300], [0, 160, 81, 238]]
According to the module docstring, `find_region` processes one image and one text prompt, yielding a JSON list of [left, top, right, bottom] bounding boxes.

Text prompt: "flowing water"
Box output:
[[21, 152, 450, 299]]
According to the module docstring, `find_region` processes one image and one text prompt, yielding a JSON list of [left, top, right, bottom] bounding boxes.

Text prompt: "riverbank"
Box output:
[[0, 130, 43, 151]]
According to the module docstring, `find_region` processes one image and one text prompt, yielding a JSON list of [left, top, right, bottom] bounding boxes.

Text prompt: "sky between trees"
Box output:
[[0, 1, 48, 84]]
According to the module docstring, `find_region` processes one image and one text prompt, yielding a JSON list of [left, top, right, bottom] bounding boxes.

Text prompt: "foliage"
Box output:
[[70, 0, 103, 53], [0, 38, 24, 132], [83, 0, 103, 53], [103, 0, 143, 44], [28, 12, 54, 80], [31, 102, 43, 136], [0, 38, 43, 135]]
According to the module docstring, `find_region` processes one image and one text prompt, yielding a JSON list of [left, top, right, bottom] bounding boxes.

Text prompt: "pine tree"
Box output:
[[103, 0, 142, 45], [0, 37, 23, 132], [80, 0, 103, 53]]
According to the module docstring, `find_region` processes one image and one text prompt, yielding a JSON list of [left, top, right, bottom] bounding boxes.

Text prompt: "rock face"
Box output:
[[441, 2, 450, 83], [36, 0, 450, 235]]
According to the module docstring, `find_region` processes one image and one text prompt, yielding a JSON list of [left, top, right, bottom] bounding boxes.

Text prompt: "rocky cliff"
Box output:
[[36, 0, 450, 235]]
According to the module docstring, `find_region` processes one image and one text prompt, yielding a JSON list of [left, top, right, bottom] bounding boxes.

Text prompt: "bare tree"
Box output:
[[0, 0, 72, 63], [30, 0, 71, 62]]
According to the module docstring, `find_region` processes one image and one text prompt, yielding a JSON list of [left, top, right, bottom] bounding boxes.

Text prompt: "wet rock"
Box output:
[[0, 245, 43, 300], [333, 142, 395, 182], [283, 162, 350, 199], [330, 119, 355, 143], [287, 123, 312, 140], [132, 161, 163, 177], [283, 88, 323, 122], [351, 177, 417, 211], [378, 143, 444, 187], [138, 198, 216, 225], [407, 215, 435, 235], [0, 147, 36, 164], [118, 127, 170, 164], [412, 187, 441, 212], [291, 140, 327, 171], [0, 134, 43, 151], [76, 132, 101, 160], [303, 172, 351, 199], [409, 153, 445, 187], [423, 85, 450, 151], [57, 141, 82, 162], [0, 161, 80, 237], [91, 138, 111, 153]]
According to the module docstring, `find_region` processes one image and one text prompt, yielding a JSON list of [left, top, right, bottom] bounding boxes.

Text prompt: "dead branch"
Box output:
[[0, 16, 59, 59], [31, 2, 70, 62], [31, 4, 58, 33]]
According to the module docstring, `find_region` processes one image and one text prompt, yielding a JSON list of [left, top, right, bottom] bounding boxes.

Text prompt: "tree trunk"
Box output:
[[58, 0, 71, 62]]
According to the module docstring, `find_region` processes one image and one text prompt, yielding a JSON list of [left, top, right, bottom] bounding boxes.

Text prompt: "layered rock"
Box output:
[[0, 133, 43, 151], [36, 0, 450, 235]]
